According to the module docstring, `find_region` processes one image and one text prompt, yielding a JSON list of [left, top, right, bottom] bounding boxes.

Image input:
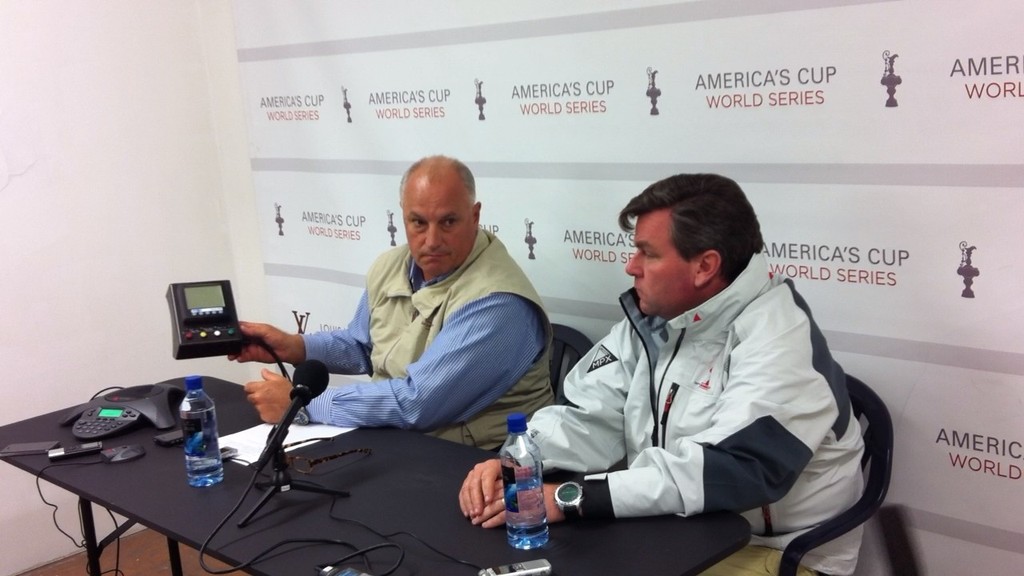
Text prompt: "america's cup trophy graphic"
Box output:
[[386, 210, 397, 246], [342, 86, 352, 123], [646, 67, 662, 116], [524, 219, 537, 260], [475, 78, 487, 121], [880, 51, 901, 108], [957, 241, 979, 298], [274, 203, 285, 236]]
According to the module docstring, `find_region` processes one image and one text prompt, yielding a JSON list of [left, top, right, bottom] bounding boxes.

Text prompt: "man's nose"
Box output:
[[624, 252, 639, 276], [424, 224, 443, 247]]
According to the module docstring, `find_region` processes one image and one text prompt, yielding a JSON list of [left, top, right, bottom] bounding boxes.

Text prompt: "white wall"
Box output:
[[0, 2, 265, 574]]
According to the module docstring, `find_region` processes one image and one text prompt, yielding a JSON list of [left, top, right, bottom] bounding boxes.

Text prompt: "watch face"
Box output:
[[557, 482, 581, 502]]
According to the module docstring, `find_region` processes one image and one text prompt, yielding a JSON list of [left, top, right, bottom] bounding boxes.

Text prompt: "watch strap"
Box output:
[[563, 503, 581, 520]]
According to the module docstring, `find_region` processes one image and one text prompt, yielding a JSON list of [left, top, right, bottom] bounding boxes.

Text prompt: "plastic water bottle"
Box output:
[[499, 412, 548, 549], [179, 375, 223, 487]]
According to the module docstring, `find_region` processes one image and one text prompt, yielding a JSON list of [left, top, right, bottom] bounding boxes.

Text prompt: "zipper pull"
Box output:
[[660, 382, 680, 429]]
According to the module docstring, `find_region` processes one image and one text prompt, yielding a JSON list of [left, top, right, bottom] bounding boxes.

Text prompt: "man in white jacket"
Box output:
[[459, 173, 865, 576]]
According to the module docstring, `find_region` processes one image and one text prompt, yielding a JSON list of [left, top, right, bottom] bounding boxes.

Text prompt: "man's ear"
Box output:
[[693, 250, 723, 289]]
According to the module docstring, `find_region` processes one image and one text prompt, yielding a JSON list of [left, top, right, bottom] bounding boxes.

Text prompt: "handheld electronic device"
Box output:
[[48, 441, 104, 461], [167, 280, 244, 360], [59, 382, 184, 440], [153, 428, 185, 446], [478, 559, 552, 576], [1, 440, 60, 457]]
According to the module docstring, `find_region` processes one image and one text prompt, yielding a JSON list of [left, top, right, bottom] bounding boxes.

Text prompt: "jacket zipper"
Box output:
[[761, 505, 774, 536], [660, 382, 680, 448], [653, 332, 685, 448]]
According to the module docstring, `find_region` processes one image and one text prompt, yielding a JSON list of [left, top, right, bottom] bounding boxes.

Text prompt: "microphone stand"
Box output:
[[237, 386, 350, 528]]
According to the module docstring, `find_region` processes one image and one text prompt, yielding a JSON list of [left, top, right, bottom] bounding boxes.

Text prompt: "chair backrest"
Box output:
[[877, 504, 922, 576], [778, 374, 894, 576], [548, 323, 594, 404]]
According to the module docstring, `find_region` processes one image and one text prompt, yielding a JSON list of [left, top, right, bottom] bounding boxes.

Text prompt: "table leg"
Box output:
[[167, 537, 183, 576], [78, 497, 102, 575]]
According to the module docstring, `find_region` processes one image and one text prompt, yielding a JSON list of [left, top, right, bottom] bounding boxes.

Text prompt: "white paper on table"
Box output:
[[219, 423, 354, 465]]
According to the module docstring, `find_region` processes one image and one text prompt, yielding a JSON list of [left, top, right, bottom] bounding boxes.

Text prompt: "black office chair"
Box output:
[[876, 504, 922, 576], [778, 375, 894, 576], [549, 323, 594, 404]]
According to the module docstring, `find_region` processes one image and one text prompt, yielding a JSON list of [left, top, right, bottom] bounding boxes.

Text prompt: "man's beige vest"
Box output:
[[365, 230, 553, 449]]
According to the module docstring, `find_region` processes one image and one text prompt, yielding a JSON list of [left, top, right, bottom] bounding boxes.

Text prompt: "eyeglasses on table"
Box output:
[[281, 437, 372, 474]]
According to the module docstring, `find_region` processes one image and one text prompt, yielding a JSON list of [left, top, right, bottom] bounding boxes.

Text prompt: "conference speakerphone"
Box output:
[[167, 280, 244, 359], [59, 382, 184, 440], [71, 406, 141, 439]]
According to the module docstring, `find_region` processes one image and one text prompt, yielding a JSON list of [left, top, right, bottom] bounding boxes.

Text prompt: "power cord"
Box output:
[[35, 461, 99, 548], [34, 459, 128, 576], [327, 498, 482, 574], [88, 387, 124, 401], [254, 338, 293, 383], [196, 462, 362, 574], [98, 508, 125, 576], [316, 542, 404, 576]]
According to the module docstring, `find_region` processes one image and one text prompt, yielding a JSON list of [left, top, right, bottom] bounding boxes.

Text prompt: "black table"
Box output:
[[0, 376, 750, 576]]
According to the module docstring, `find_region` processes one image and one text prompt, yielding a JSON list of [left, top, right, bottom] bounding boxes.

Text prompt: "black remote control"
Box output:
[[48, 441, 104, 461]]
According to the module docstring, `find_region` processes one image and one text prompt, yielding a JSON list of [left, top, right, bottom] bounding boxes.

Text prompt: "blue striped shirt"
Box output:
[[303, 267, 545, 430]]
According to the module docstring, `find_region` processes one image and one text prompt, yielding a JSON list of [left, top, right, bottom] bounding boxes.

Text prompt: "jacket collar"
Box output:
[[620, 252, 772, 339]]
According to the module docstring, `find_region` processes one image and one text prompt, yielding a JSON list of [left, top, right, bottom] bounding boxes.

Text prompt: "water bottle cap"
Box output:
[[507, 412, 527, 433], [184, 375, 203, 391]]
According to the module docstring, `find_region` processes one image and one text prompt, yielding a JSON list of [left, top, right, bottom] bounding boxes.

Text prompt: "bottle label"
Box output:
[[501, 464, 520, 512], [181, 417, 208, 457]]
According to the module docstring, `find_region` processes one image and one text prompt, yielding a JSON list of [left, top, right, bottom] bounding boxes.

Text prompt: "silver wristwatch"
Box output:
[[555, 481, 584, 520]]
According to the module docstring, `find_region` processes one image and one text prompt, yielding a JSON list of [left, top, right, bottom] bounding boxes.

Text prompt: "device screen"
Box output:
[[97, 407, 125, 419], [184, 284, 225, 313]]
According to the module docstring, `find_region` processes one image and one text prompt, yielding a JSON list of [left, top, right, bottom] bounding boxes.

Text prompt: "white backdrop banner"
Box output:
[[232, 1, 1024, 572]]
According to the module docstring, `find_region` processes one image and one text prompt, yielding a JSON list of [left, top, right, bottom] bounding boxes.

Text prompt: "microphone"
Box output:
[[289, 358, 330, 405], [253, 359, 329, 472]]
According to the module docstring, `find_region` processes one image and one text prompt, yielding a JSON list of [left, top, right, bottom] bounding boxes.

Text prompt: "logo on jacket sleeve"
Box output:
[[587, 345, 619, 373]]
